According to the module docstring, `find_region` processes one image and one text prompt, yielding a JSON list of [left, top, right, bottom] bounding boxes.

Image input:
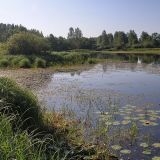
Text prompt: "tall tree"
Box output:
[[140, 31, 154, 48], [127, 30, 138, 47], [152, 33, 160, 47], [97, 30, 110, 49], [47, 34, 58, 51], [67, 27, 75, 39], [114, 31, 128, 49], [74, 28, 83, 39], [107, 33, 114, 48]]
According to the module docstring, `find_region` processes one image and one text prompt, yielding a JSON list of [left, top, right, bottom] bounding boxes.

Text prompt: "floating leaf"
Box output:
[[141, 120, 158, 126], [142, 150, 151, 155], [149, 117, 157, 121], [121, 120, 130, 125], [152, 156, 160, 160], [150, 122, 159, 126], [138, 113, 145, 117], [140, 143, 149, 148], [125, 108, 133, 112], [152, 143, 160, 148], [113, 121, 121, 126], [132, 117, 140, 120], [105, 122, 112, 126], [120, 149, 131, 154], [111, 145, 122, 151], [139, 119, 147, 123], [95, 111, 101, 114], [124, 116, 131, 120], [136, 109, 143, 112], [104, 112, 109, 115]]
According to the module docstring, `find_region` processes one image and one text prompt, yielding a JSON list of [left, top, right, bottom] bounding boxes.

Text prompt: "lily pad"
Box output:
[[132, 117, 141, 120], [139, 119, 147, 123], [152, 143, 160, 148], [105, 122, 112, 126], [142, 121, 158, 126], [124, 116, 131, 120], [121, 120, 131, 125], [111, 145, 122, 151], [136, 109, 143, 112], [152, 157, 160, 160], [140, 143, 149, 148], [142, 150, 151, 155], [113, 121, 121, 126], [120, 149, 131, 154], [138, 113, 145, 117], [150, 122, 159, 126], [149, 117, 157, 121]]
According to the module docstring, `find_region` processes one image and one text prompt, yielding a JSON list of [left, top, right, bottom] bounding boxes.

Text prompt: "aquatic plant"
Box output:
[[120, 149, 131, 154], [0, 58, 9, 67], [19, 58, 31, 68], [34, 58, 46, 68]]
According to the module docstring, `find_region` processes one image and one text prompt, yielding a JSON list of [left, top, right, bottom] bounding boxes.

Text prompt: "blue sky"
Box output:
[[0, 0, 160, 37]]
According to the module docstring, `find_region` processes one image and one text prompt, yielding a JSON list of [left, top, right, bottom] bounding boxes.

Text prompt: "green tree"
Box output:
[[0, 23, 43, 42], [152, 33, 160, 47], [127, 30, 138, 47], [47, 34, 58, 51], [107, 33, 114, 48], [74, 27, 83, 39], [67, 27, 83, 49], [114, 31, 128, 49], [140, 31, 154, 48], [67, 27, 75, 39], [7, 32, 49, 55], [57, 37, 69, 51], [97, 30, 110, 49]]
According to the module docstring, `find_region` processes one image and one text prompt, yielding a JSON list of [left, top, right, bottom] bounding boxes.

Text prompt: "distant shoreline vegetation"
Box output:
[[0, 23, 160, 68]]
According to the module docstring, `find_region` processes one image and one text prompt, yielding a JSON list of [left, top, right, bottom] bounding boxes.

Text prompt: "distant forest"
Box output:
[[0, 23, 160, 52]]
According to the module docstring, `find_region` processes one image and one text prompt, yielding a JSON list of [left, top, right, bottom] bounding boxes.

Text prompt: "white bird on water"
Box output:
[[137, 57, 142, 64]]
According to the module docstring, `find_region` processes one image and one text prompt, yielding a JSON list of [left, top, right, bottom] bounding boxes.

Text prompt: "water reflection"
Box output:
[[35, 62, 160, 159], [1, 62, 160, 159]]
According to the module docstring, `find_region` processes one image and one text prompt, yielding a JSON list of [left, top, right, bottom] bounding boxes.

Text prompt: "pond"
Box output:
[[1, 60, 160, 160]]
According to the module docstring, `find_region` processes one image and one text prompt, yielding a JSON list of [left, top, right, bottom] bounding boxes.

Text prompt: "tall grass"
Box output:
[[0, 58, 9, 67], [0, 48, 159, 68], [0, 77, 43, 130], [34, 57, 46, 68], [19, 58, 31, 68], [0, 112, 73, 160], [0, 77, 103, 159]]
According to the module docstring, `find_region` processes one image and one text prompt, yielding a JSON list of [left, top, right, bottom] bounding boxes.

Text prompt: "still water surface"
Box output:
[[36, 62, 160, 160], [1, 62, 160, 160]]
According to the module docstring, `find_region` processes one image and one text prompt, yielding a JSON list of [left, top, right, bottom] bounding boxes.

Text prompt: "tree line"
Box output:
[[0, 23, 160, 55], [47, 27, 160, 51]]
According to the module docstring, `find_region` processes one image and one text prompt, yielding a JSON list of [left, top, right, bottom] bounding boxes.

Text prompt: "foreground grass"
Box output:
[[0, 77, 111, 160], [0, 113, 53, 160]]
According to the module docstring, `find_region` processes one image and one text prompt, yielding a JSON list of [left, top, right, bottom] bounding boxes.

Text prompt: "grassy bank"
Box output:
[[0, 48, 160, 69], [101, 48, 160, 55], [0, 77, 112, 160]]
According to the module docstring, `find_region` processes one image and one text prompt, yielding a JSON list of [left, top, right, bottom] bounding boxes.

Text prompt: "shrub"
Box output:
[[19, 58, 31, 68], [0, 77, 43, 130], [34, 58, 46, 68], [7, 32, 49, 55], [87, 59, 96, 64], [11, 56, 24, 67], [0, 59, 9, 67]]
